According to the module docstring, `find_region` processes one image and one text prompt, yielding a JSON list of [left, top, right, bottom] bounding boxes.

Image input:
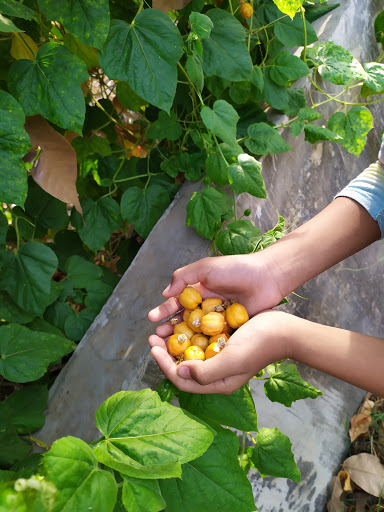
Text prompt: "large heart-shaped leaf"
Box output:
[[245, 123, 291, 155], [178, 385, 258, 431], [121, 185, 170, 239], [44, 436, 118, 512], [93, 389, 215, 479], [0, 324, 75, 383], [201, 100, 239, 146], [201, 9, 252, 82], [100, 11, 183, 112], [264, 363, 323, 407], [363, 62, 384, 93], [0, 242, 58, 315], [121, 476, 165, 512], [328, 106, 373, 156], [0, 384, 48, 434], [228, 154, 265, 198], [37, 0, 110, 49], [0, 91, 31, 206], [8, 43, 88, 132], [0, 0, 37, 20], [216, 220, 261, 255], [251, 427, 301, 481], [272, 0, 303, 18], [268, 50, 310, 86], [159, 427, 255, 512]]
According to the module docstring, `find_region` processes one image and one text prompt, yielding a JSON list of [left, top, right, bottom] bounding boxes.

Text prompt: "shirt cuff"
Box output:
[[334, 161, 384, 239]]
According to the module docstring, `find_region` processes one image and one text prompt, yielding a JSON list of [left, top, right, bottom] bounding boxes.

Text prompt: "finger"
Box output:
[[150, 346, 250, 394], [163, 259, 211, 298], [177, 344, 247, 386], [155, 312, 184, 338], [148, 296, 182, 323], [148, 334, 167, 350]]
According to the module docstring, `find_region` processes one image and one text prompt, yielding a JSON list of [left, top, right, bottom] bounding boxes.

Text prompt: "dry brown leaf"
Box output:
[[327, 476, 347, 512], [343, 453, 384, 498], [338, 470, 353, 492], [354, 492, 371, 512], [152, 0, 192, 12], [349, 396, 374, 442], [24, 116, 82, 214]]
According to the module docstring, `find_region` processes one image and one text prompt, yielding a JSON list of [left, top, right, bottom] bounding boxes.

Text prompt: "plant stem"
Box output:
[[14, 216, 21, 252], [177, 62, 205, 107], [228, 0, 234, 15], [247, 0, 254, 52], [21, 435, 50, 450], [133, 1, 144, 22], [233, 188, 238, 221], [300, 7, 307, 62]]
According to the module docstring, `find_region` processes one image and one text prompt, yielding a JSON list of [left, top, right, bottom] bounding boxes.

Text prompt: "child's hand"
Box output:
[[148, 254, 283, 326], [148, 310, 292, 394]]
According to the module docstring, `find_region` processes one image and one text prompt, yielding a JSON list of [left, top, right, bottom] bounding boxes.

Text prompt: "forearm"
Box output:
[[285, 314, 384, 396], [261, 197, 381, 298]]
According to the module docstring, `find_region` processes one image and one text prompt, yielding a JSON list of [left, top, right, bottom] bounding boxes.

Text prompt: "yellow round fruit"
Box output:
[[187, 308, 205, 333], [240, 2, 253, 19], [167, 333, 191, 357], [190, 333, 209, 351], [201, 297, 223, 314], [173, 321, 194, 339], [209, 333, 229, 344], [200, 312, 225, 336], [183, 309, 192, 322], [205, 338, 227, 359], [184, 345, 206, 361], [179, 287, 202, 310], [226, 303, 249, 329]]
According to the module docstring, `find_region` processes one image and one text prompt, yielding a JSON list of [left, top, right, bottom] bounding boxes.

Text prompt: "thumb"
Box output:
[[163, 259, 209, 298], [177, 345, 244, 386]]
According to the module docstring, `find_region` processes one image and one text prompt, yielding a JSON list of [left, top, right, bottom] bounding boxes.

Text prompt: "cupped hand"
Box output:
[[148, 310, 292, 395], [148, 253, 283, 326]]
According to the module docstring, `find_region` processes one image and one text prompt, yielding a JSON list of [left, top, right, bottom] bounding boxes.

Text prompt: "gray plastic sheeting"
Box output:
[[38, 1, 384, 510]]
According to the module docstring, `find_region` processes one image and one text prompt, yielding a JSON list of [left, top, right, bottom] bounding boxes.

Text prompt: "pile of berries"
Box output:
[[167, 286, 249, 361]]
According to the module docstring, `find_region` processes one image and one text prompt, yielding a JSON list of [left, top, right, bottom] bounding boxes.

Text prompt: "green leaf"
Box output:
[[0, 91, 31, 206], [186, 187, 232, 240], [205, 151, 229, 186], [0, 242, 58, 315], [178, 385, 258, 431], [63, 33, 99, 69], [262, 68, 289, 111], [264, 363, 323, 407], [53, 229, 88, 272], [159, 427, 256, 512], [228, 154, 265, 198], [8, 43, 88, 132], [178, 152, 205, 181], [290, 120, 304, 137], [115, 81, 147, 111], [201, 100, 239, 146], [257, 214, 286, 250], [0, 13, 22, 32], [65, 255, 103, 289], [298, 108, 322, 123], [251, 65, 264, 91], [186, 51, 204, 91], [0, 384, 48, 434], [0, 291, 35, 324], [201, 9, 253, 82], [363, 62, 384, 93], [328, 106, 373, 156], [71, 197, 122, 253], [189, 12, 213, 39], [64, 308, 96, 341], [0, 323, 75, 383], [44, 301, 75, 332], [44, 436, 118, 512], [245, 123, 291, 155], [251, 427, 301, 481], [0, 211, 7, 268], [121, 185, 170, 239], [0, 0, 37, 20], [274, 12, 317, 47], [374, 10, 384, 46], [304, 2, 340, 23], [93, 389, 215, 479], [272, 0, 304, 18], [216, 220, 261, 255], [0, 428, 30, 467], [37, 0, 110, 49], [303, 124, 341, 144], [305, 42, 365, 85], [24, 181, 69, 230], [269, 50, 310, 86], [84, 280, 114, 312], [122, 476, 165, 512], [100, 12, 183, 112], [282, 87, 306, 117], [147, 111, 182, 141]]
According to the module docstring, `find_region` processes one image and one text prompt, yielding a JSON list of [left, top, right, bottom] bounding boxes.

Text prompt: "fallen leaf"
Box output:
[[327, 475, 347, 512], [152, 0, 192, 12], [343, 453, 384, 498], [10, 33, 38, 60], [24, 116, 82, 214], [354, 492, 371, 512], [338, 470, 353, 492], [349, 395, 374, 442]]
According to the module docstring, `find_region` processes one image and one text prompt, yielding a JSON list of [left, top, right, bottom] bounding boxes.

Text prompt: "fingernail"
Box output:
[[163, 285, 171, 295], [177, 366, 191, 379]]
